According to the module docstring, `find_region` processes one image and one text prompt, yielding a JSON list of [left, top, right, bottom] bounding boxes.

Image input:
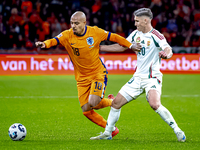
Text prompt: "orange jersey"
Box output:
[[44, 26, 132, 81]]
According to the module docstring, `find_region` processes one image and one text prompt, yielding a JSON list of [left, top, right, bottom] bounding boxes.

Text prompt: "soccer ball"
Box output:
[[8, 123, 27, 141]]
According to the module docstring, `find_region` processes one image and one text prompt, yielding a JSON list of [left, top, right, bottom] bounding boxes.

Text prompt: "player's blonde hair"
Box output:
[[133, 8, 153, 19]]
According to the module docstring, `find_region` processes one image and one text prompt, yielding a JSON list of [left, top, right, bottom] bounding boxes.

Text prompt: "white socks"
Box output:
[[105, 107, 121, 134], [155, 105, 180, 133], [105, 105, 181, 135]]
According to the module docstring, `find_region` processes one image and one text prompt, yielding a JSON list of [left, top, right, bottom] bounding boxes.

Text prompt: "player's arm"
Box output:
[[154, 32, 173, 59], [109, 33, 141, 52], [100, 44, 127, 52], [159, 47, 173, 59], [35, 38, 58, 49], [100, 41, 141, 52], [102, 33, 141, 52]]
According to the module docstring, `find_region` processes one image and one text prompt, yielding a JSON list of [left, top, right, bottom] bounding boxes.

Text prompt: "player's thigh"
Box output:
[[78, 74, 107, 109], [143, 77, 162, 102], [119, 76, 144, 102], [77, 80, 91, 108], [90, 74, 108, 98], [147, 89, 161, 110]]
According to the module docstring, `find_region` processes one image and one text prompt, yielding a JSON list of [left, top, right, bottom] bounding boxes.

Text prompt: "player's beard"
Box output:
[[74, 32, 79, 36], [73, 30, 84, 36]]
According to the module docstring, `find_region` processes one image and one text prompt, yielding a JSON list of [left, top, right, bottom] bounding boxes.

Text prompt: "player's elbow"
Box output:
[[99, 45, 108, 51]]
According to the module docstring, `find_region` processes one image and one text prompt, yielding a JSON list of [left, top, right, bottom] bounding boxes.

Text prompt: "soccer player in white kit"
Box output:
[[90, 8, 186, 142]]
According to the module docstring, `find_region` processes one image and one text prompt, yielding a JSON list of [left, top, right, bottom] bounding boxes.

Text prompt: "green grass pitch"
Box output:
[[0, 74, 199, 150]]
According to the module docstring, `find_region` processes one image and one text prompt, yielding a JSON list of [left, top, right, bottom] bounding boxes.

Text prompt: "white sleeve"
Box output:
[[159, 38, 171, 50], [126, 30, 137, 43], [153, 32, 171, 50]]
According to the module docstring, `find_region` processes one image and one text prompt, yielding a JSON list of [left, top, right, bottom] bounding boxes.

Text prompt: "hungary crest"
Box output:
[[136, 37, 141, 43]]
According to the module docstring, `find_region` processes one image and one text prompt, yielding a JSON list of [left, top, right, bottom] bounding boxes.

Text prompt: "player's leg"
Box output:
[[90, 74, 112, 110], [145, 78, 186, 142], [155, 102, 186, 142], [85, 94, 119, 137], [105, 93, 128, 131], [148, 89, 179, 128], [77, 80, 108, 128], [81, 96, 108, 128], [82, 103, 107, 128], [90, 77, 142, 140], [91, 96, 112, 109], [90, 93, 128, 140], [80, 75, 116, 129], [81, 95, 108, 128]]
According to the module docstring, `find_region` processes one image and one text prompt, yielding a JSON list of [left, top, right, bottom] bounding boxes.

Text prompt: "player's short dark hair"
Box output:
[[133, 8, 153, 19]]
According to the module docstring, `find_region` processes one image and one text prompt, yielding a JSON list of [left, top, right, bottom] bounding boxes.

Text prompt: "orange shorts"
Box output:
[[77, 74, 108, 107]]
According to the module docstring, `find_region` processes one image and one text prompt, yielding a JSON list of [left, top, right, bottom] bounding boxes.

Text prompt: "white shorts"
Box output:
[[119, 76, 162, 102]]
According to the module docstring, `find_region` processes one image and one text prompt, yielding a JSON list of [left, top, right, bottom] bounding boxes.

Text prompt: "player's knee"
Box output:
[[112, 93, 128, 109], [111, 97, 125, 109], [81, 103, 91, 112], [150, 103, 160, 110], [111, 99, 118, 108], [89, 101, 96, 108], [88, 95, 101, 107]]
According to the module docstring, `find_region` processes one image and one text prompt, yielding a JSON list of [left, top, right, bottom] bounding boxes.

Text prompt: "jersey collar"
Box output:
[[76, 26, 87, 37], [149, 28, 154, 33]]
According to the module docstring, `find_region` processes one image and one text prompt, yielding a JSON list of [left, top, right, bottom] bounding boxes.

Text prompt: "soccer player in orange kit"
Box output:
[[35, 11, 141, 137]]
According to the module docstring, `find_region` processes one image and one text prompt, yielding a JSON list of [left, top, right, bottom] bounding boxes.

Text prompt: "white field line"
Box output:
[[162, 95, 200, 97], [0, 95, 199, 99], [0, 96, 78, 99]]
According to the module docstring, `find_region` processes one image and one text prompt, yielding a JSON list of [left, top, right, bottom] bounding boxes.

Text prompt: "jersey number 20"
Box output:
[[138, 47, 145, 56]]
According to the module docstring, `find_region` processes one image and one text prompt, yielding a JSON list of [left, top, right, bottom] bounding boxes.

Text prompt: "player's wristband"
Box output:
[[129, 44, 133, 49]]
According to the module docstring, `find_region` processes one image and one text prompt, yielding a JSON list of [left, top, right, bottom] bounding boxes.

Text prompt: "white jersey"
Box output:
[[126, 28, 171, 78]]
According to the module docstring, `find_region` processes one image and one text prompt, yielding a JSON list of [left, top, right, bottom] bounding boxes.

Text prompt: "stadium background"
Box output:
[[0, 1, 200, 149], [0, 0, 200, 75], [0, 0, 200, 53]]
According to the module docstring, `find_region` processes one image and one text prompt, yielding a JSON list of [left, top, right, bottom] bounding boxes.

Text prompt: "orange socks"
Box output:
[[83, 110, 106, 128], [92, 98, 112, 109], [83, 98, 112, 128]]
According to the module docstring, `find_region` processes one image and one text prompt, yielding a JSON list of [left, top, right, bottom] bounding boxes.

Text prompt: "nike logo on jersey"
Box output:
[[141, 40, 145, 44], [71, 43, 76, 45]]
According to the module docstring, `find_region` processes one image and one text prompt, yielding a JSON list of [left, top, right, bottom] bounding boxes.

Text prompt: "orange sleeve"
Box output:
[[109, 33, 132, 48], [43, 38, 58, 48]]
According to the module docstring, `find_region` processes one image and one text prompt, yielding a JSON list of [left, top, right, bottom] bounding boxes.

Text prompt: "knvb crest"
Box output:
[[86, 37, 94, 45]]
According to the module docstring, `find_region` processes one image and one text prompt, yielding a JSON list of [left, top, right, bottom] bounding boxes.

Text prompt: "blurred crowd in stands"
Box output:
[[0, 0, 200, 53]]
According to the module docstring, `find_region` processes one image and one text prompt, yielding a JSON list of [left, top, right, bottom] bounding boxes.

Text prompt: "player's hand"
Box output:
[[35, 41, 46, 48], [130, 42, 142, 52], [159, 51, 167, 59]]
